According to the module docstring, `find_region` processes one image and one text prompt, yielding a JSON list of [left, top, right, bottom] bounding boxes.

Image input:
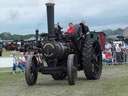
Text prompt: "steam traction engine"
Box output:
[[25, 3, 102, 85]]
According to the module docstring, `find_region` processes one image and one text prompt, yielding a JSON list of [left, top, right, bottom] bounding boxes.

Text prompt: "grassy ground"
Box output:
[[2, 48, 20, 57], [0, 65, 128, 96], [0, 67, 21, 72]]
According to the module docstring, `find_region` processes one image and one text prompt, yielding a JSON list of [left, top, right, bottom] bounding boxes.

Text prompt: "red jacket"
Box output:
[[105, 53, 112, 59], [67, 27, 74, 34]]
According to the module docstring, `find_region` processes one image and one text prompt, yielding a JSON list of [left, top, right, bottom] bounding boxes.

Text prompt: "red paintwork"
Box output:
[[98, 32, 106, 51]]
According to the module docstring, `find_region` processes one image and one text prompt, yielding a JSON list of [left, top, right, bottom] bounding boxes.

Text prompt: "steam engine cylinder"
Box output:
[[42, 42, 72, 59]]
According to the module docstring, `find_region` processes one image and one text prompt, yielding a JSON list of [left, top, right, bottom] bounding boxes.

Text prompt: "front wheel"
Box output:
[[25, 55, 38, 86], [67, 54, 77, 85]]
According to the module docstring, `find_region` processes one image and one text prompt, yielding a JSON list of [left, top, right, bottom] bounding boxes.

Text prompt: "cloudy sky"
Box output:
[[0, 0, 128, 34]]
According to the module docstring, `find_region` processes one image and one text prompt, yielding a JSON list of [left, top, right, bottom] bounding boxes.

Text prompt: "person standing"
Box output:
[[105, 41, 112, 53], [11, 51, 18, 74], [116, 44, 122, 64], [121, 44, 127, 63], [116, 44, 122, 52], [111, 43, 116, 59]]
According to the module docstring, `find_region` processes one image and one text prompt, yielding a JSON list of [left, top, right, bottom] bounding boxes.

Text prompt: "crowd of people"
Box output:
[[103, 41, 127, 65]]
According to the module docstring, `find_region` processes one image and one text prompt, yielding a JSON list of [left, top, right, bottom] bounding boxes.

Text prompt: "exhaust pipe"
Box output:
[[35, 29, 39, 42], [46, 3, 55, 37]]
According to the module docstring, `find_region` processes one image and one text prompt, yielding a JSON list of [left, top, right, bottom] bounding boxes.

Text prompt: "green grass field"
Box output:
[[1, 50, 128, 96], [0, 65, 128, 96], [2, 49, 21, 57]]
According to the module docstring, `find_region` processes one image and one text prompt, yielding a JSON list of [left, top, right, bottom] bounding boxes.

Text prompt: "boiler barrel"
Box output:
[[42, 42, 72, 59]]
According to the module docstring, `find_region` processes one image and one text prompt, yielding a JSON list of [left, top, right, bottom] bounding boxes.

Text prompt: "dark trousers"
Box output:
[[12, 64, 16, 72], [18, 62, 26, 72]]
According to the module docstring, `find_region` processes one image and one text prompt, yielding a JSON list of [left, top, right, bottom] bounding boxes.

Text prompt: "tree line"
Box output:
[[102, 28, 124, 36], [0, 28, 125, 41], [0, 32, 35, 41]]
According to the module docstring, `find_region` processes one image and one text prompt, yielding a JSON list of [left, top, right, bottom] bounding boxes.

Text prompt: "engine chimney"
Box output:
[[46, 3, 55, 37], [35, 29, 39, 42]]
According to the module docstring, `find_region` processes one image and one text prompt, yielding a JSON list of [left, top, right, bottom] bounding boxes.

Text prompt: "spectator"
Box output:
[[11, 51, 18, 74], [24, 51, 32, 60], [121, 44, 127, 63], [81, 20, 90, 35], [116, 44, 122, 52], [102, 51, 106, 65], [111, 43, 116, 59], [116, 44, 122, 64], [24, 52, 28, 60], [18, 52, 26, 72], [104, 52, 116, 65], [105, 41, 112, 53], [66, 23, 74, 34], [121, 44, 126, 52], [112, 43, 116, 52], [102, 51, 106, 60]]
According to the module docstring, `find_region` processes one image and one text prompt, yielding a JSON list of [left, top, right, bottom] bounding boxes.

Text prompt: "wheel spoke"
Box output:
[[91, 59, 95, 64], [30, 66, 33, 73], [73, 66, 77, 72], [92, 42, 98, 52], [91, 64, 95, 72], [93, 71, 98, 76], [30, 62, 37, 73], [91, 58, 100, 70], [92, 45, 97, 53], [95, 53, 101, 57], [94, 63, 100, 68], [92, 42, 101, 57]]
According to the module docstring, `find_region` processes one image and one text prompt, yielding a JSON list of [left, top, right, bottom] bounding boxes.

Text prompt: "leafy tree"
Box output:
[[0, 32, 35, 41], [101, 28, 124, 36], [0, 32, 13, 40]]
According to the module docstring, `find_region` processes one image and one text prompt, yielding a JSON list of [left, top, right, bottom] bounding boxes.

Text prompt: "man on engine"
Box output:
[[81, 20, 90, 35], [66, 23, 74, 34]]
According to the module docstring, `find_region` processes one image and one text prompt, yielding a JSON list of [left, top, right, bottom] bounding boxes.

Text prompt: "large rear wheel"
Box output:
[[25, 55, 38, 86], [82, 39, 102, 80], [67, 54, 77, 85]]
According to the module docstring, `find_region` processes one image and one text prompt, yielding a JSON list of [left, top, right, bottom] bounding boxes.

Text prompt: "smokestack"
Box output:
[[46, 3, 55, 37], [35, 29, 39, 42]]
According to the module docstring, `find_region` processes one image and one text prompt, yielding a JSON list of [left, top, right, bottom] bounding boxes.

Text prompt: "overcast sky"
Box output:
[[0, 0, 128, 34]]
